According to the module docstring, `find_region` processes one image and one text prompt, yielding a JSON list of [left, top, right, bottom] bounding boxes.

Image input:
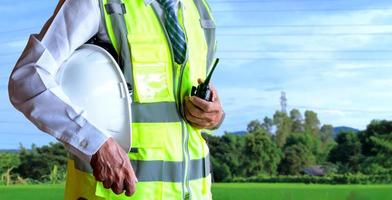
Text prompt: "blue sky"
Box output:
[[1, 0, 392, 149]]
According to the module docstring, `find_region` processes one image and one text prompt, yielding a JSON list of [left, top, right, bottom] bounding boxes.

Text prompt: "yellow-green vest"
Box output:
[[64, 0, 216, 199]]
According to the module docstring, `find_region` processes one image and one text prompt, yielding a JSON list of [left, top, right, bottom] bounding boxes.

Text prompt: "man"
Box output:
[[8, 0, 223, 199]]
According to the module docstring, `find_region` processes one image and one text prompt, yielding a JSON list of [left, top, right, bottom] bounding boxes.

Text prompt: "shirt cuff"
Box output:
[[68, 122, 111, 163]]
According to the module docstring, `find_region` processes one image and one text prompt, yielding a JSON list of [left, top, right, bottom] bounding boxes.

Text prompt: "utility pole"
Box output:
[[280, 91, 287, 113]]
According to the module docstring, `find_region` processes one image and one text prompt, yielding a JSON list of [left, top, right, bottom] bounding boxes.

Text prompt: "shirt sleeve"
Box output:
[[8, 0, 110, 163]]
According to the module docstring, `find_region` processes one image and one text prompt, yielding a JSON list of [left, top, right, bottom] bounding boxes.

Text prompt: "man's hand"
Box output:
[[184, 79, 224, 129], [90, 138, 138, 196]]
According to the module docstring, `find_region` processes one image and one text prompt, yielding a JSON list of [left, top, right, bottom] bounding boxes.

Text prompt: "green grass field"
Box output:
[[0, 183, 391, 200]]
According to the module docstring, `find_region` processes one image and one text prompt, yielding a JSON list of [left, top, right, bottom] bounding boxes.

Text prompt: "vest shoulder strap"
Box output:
[[192, 0, 217, 73], [99, 0, 134, 95]]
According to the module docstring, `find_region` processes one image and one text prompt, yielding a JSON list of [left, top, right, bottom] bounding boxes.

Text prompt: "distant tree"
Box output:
[[278, 132, 316, 175], [210, 157, 231, 182], [247, 120, 263, 133], [290, 109, 304, 133], [320, 124, 334, 143], [261, 117, 274, 134], [317, 124, 336, 163], [360, 120, 392, 157], [304, 111, 320, 137], [220, 133, 246, 176], [273, 111, 292, 147], [16, 143, 67, 181], [359, 120, 392, 173], [204, 133, 245, 181], [284, 132, 313, 148], [0, 153, 20, 175], [243, 129, 282, 176], [328, 132, 362, 173], [278, 143, 315, 175]]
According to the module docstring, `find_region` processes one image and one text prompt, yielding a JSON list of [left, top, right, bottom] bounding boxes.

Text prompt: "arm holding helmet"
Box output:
[[8, 0, 136, 196]]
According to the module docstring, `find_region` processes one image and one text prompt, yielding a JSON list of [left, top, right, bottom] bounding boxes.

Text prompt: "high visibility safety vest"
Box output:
[[64, 0, 216, 199]]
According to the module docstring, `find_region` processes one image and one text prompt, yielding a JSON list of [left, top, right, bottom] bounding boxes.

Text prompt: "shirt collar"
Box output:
[[144, 0, 154, 5], [144, 0, 180, 6]]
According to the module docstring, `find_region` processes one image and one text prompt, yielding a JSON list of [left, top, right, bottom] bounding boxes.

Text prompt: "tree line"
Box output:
[[204, 109, 392, 183], [0, 143, 67, 185], [1, 109, 392, 185]]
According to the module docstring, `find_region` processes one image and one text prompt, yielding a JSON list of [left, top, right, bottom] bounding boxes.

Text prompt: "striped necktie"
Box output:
[[157, 0, 187, 64]]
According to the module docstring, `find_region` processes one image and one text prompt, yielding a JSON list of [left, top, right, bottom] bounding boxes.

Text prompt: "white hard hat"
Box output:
[[56, 44, 131, 152]]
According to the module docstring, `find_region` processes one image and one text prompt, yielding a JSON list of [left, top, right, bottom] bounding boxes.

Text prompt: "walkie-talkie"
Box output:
[[191, 58, 219, 101]]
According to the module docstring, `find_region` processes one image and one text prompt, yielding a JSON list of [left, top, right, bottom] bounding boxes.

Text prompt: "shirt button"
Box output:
[[80, 140, 88, 148]]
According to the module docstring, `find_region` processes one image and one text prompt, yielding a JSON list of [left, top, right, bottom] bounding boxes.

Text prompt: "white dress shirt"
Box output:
[[8, 0, 180, 162]]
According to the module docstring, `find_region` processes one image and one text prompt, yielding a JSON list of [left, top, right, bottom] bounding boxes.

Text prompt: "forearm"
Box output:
[[8, 0, 107, 162]]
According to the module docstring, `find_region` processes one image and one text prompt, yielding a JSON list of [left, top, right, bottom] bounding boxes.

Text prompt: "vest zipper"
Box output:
[[178, 3, 192, 200], [151, 4, 190, 200]]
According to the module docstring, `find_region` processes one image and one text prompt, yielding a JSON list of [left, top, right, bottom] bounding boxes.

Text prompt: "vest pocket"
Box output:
[[130, 123, 165, 160], [128, 34, 174, 103]]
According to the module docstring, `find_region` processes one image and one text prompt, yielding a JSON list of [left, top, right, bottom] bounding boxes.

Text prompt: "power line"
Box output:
[[0, 75, 11, 79], [214, 7, 392, 13], [0, 60, 15, 64], [0, 142, 23, 145], [0, 111, 17, 115], [0, 23, 390, 33], [1, 24, 391, 34], [219, 50, 392, 53], [336, 66, 392, 70], [0, 38, 27, 45], [210, 0, 343, 3], [0, 132, 41, 136], [1, 26, 392, 43], [292, 105, 392, 114], [0, 63, 16, 69], [0, 52, 21, 57], [0, 26, 40, 34], [217, 32, 392, 36], [219, 57, 392, 61], [217, 24, 392, 28], [3, 32, 392, 45], [0, 121, 29, 124]]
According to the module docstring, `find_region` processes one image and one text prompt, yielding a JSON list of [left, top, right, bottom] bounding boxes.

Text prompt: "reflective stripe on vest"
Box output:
[[70, 154, 211, 182], [132, 102, 180, 123]]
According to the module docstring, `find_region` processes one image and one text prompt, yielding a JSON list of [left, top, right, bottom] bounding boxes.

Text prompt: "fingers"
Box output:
[[185, 110, 211, 127], [111, 180, 124, 195], [90, 138, 138, 197], [209, 84, 218, 102], [124, 175, 137, 197], [184, 98, 216, 128], [102, 167, 135, 195], [124, 179, 132, 196], [185, 97, 211, 119], [123, 161, 138, 196], [103, 179, 112, 189], [92, 161, 105, 182], [102, 168, 131, 195], [190, 96, 220, 113], [184, 79, 223, 129]]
